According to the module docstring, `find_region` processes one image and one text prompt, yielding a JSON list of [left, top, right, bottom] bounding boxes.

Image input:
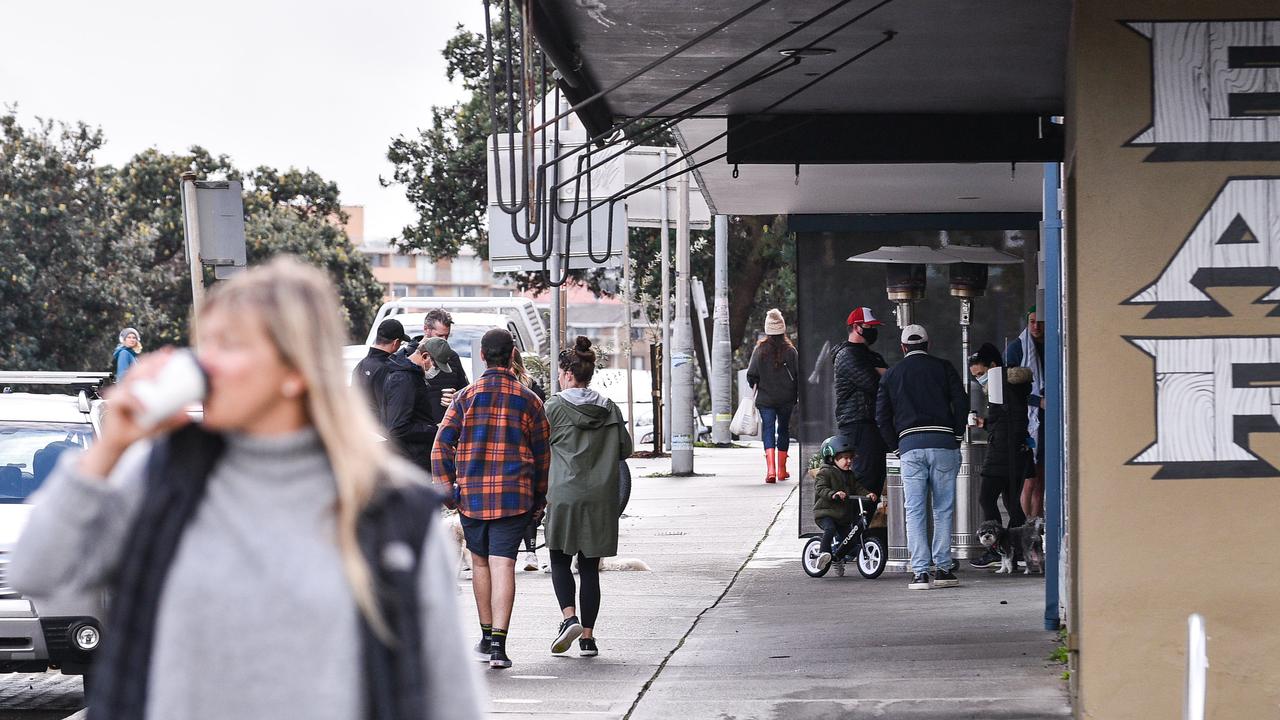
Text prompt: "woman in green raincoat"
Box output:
[[543, 336, 632, 658]]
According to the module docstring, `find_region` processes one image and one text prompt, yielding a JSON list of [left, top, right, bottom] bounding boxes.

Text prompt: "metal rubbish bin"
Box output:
[[953, 440, 987, 560], [886, 454, 910, 573], [886, 441, 988, 572]]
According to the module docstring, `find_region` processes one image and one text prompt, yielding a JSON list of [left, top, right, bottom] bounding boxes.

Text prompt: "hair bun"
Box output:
[[574, 335, 592, 354]]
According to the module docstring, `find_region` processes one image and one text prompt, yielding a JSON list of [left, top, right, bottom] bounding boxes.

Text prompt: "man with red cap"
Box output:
[[831, 307, 890, 495]]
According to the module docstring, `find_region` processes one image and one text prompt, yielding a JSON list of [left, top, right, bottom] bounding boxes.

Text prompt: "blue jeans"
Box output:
[[759, 405, 793, 451], [900, 447, 961, 575]]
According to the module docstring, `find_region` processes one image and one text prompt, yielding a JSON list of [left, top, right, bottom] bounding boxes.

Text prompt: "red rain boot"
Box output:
[[764, 448, 777, 483], [776, 450, 790, 481]]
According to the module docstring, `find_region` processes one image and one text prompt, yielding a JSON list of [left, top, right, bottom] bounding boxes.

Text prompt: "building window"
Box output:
[[414, 285, 435, 297], [416, 256, 438, 282], [390, 283, 411, 298], [457, 285, 480, 297], [452, 255, 484, 284], [392, 254, 413, 269], [367, 253, 389, 268]]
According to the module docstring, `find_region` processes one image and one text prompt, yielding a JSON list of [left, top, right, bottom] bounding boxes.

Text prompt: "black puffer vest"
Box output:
[[88, 425, 439, 720]]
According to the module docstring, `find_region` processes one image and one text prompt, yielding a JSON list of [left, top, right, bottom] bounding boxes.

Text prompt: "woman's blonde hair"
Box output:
[[200, 256, 395, 638]]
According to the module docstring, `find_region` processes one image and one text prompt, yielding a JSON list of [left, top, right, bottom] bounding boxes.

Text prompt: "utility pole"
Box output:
[[711, 215, 732, 445], [659, 150, 672, 451], [671, 173, 695, 474], [179, 172, 206, 318]]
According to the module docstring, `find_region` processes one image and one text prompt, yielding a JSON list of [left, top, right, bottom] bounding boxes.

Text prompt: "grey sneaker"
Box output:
[[933, 568, 960, 588], [833, 560, 846, 577], [816, 552, 833, 572]]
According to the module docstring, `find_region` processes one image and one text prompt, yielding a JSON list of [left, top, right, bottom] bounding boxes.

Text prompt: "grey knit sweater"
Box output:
[[10, 428, 484, 720]]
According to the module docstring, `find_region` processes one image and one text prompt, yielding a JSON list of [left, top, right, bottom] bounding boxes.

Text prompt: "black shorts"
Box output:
[[460, 512, 529, 559]]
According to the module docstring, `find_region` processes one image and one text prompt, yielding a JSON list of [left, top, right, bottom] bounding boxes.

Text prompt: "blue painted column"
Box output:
[[1042, 162, 1064, 631]]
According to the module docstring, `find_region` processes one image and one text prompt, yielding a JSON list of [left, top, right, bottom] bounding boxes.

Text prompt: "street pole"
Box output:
[[711, 215, 732, 445], [179, 172, 205, 320], [659, 149, 672, 451], [671, 173, 695, 475], [549, 218, 562, 394], [623, 227, 635, 440]]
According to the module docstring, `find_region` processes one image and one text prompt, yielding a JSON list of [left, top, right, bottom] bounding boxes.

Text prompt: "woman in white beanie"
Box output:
[[746, 309, 798, 483]]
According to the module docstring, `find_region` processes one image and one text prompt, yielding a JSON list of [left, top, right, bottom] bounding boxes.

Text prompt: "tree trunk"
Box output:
[[727, 215, 780, 355]]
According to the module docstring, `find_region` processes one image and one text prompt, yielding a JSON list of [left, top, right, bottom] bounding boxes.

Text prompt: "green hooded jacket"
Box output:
[[812, 465, 874, 524], [543, 388, 633, 558]]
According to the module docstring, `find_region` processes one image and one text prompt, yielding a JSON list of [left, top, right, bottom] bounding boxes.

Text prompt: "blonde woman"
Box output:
[[11, 257, 483, 720]]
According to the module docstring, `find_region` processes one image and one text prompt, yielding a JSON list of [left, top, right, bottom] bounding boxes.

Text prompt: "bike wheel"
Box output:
[[857, 535, 887, 579], [802, 537, 830, 577]]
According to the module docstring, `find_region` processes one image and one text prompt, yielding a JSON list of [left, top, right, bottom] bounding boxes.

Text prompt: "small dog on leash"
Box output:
[[976, 518, 1045, 574]]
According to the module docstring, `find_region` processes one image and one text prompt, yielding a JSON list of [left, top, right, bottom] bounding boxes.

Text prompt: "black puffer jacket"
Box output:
[[381, 356, 439, 470], [832, 342, 887, 427], [980, 366, 1032, 478]]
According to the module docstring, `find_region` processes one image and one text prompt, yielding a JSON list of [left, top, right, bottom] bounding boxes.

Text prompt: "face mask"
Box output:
[[977, 373, 989, 387], [859, 326, 879, 345], [424, 367, 441, 380]]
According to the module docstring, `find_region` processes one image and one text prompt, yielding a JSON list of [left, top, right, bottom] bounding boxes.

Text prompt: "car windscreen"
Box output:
[[0, 422, 92, 503]]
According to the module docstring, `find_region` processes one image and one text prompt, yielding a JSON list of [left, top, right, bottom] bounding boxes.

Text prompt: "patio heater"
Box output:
[[847, 244, 1020, 567]]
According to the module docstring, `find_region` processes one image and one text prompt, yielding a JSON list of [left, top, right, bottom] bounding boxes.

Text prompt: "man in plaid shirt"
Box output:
[[432, 328, 550, 670]]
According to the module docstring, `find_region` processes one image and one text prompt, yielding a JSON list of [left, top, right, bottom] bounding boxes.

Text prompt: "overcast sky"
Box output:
[[0, 0, 486, 240]]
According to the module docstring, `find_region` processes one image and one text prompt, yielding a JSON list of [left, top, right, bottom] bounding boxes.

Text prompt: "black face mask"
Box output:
[[859, 326, 879, 345]]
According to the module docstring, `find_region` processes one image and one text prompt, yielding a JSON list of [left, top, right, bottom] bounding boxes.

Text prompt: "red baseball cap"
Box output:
[[846, 307, 883, 327]]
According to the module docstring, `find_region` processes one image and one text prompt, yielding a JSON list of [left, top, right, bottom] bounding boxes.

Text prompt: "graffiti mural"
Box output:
[[1125, 177, 1280, 318], [1128, 336, 1280, 478], [1125, 20, 1280, 161]]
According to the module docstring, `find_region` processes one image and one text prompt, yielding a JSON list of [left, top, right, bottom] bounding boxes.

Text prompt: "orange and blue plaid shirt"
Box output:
[[431, 367, 550, 520]]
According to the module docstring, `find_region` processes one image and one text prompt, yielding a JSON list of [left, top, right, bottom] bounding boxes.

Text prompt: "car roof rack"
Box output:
[[0, 371, 112, 395]]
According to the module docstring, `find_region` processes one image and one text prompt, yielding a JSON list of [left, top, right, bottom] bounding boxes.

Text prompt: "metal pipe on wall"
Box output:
[[671, 173, 695, 474], [711, 215, 732, 444]]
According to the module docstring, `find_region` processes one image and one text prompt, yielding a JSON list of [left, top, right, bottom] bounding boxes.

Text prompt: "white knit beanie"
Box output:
[[764, 309, 786, 336]]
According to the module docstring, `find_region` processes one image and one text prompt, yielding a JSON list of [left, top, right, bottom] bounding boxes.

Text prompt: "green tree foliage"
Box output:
[[0, 113, 154, 370], [0, 109, 382, 371], [385, 22, 797, 363]]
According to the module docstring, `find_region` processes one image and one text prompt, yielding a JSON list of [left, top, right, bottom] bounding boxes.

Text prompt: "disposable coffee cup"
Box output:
[[129, 349, 208, 430], [967, 411, 979, 427]]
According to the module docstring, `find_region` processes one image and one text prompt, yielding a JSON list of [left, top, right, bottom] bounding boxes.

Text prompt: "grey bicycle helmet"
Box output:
[[820, 435, 856, 465]]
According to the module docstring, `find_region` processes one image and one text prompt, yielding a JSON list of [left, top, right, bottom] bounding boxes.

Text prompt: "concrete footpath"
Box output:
[[468, 446, 1070, 720]]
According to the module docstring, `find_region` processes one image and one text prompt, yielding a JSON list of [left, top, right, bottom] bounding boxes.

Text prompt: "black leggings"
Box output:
[[979, 472, 1027, 528], [548, 549, 601, 629]]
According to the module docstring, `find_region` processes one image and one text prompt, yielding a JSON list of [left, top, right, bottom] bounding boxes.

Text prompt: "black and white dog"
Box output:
[[976, 518, 1045, 574]]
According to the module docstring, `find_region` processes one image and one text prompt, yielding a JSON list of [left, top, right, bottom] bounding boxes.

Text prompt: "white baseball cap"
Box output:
[[900, 324, 929, 344]]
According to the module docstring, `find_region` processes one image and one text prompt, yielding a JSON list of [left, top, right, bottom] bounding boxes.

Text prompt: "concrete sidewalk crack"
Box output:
[[621, 485, 797, 720]]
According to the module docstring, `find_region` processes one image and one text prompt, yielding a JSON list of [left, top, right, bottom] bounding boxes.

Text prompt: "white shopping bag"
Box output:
[[730, 390, 760, 437]]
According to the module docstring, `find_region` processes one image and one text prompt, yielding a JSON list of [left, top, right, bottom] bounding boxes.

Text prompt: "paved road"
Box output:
[[0, 672, 82, 719]]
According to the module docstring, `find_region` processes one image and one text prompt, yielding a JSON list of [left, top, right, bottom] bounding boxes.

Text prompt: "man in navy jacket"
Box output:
[[876, 324, 968, 591]]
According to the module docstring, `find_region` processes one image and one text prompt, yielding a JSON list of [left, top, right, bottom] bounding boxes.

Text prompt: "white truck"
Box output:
[[0, 372, 110, 683]]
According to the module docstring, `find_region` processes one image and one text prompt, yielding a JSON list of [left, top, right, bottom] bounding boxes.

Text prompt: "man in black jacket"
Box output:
[[352, 318, 410, 415], [875, 324, 968, 591], [381, 341, 440, 471], [832, 306, 890, 494]]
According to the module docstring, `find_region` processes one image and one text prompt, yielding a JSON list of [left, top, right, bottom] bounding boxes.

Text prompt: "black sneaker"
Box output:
[[579, 637, 598, 657], [933, 568, 960, 588], [473, 638, 491, 662], [489, 646, 513, 669], [551, 616, 583, 654], [969, 551, 1001, 569], [908, 573, 931, 590]]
